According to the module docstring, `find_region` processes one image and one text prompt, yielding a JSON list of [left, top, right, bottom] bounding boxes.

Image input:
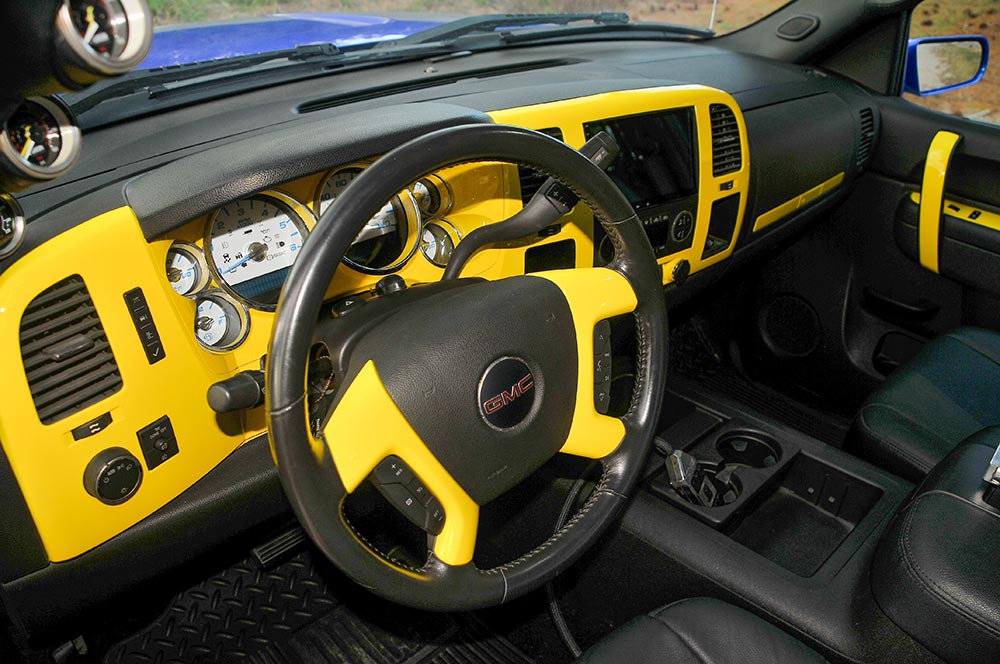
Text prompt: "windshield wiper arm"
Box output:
[[394, 12, 632, 45], [68, 43, 344, 114]]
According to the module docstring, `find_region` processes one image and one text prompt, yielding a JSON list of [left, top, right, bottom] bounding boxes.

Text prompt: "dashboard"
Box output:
[[0, 5, 879, 635]]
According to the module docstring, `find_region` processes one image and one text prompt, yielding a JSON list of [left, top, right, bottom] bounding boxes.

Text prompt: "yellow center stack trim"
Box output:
[[531, 268, 637, 459], [919, 131, 963, 274], [489, 85, 751, 281], [321, 360, 479, 566]]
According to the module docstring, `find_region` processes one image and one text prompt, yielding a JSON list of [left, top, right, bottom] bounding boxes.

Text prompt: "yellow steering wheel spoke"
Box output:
[[531, 268, 638, 459], [321, 360, 480, 565]]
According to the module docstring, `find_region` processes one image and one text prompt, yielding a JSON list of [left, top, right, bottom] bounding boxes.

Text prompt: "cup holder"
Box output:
[[716, 432, 781, 468]]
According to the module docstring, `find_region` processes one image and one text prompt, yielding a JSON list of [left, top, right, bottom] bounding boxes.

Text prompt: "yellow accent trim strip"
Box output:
[[911, 192, 1000, 233], [322, 360, 479, 566], [752, 172, 845, 232], [531, 268, 636, 459], [919, 131, 962, 273]]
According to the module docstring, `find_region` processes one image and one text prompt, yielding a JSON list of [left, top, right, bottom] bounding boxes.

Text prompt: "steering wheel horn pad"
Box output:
[[345, 276, 577, 505]]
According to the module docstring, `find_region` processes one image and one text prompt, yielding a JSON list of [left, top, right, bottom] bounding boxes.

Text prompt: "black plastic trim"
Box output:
[[124, 102, 493, 241]]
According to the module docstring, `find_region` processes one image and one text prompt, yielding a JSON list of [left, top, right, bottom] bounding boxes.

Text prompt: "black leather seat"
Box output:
[[577, 597, 827, 663], [849, 327, 1000, 482]]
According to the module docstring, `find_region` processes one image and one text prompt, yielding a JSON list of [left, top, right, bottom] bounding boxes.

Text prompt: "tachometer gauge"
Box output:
[[420, 219, 462, 268], [314, 165, 421, 274], [194, 292, 249, 352], [0, 194, 26, 259], [165, 243, 209, 297], [0, 97, 81, 184], [55, 0, 153, 81], [205, 191, 313, 310]]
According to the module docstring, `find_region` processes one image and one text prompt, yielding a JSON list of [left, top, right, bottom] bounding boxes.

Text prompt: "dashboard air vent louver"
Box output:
[[857, 107, 876, 169], [518, 127, 565, 204], [710, 104, 742, 177], [20, 275, 122, 424]]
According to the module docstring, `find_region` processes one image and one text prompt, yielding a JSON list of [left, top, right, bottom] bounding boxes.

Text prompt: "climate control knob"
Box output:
[[83, 448, 142, 505]]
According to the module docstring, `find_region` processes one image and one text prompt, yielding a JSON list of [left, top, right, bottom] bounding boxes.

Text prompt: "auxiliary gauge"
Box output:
[[165, 242, 210, 297], [0, 97, 82, 187], [54, 0, 153, 86], [194, 292, 250, 352], [0, 194, 26, 259]]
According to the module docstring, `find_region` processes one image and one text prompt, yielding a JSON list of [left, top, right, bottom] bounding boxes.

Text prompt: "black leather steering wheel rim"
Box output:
[[267, 123, 667, 611]]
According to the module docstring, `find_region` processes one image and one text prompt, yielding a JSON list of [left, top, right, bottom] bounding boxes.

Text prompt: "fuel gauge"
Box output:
[[194, 292, 249, 352], [165, 243, 209, 297]]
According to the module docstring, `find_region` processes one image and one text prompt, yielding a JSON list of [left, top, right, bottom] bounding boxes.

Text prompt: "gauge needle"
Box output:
[[19, 127, 35, 160], [83, 6, 99, 45]]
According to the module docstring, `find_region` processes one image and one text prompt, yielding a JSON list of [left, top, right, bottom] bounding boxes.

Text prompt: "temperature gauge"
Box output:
[[165, 243, 209, 297], [194, 292, 249, 351], [420, 220, 461, 268]]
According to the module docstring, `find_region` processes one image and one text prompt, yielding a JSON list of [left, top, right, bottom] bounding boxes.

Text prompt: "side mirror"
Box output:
[[903, 35, 990, 96]]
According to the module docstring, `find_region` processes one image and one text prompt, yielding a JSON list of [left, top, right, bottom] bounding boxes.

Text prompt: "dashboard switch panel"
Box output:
[[124, 287, 165, 364], [136, 416, 179, 470], [371, 456, 445, 535], [594, 320, 612, 414]]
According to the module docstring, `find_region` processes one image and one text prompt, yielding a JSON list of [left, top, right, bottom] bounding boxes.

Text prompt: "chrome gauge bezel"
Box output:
[[420, 217, 463, 268], [55, 0, 153, 76], [0, 97, 82, 181], [193, 290, 251, 353], [314, 164, 423, 276], [0, 193, 26, 260], [204, 190, 315, 312], [165, 242, 210, 297], [411, 174, 454, 218]]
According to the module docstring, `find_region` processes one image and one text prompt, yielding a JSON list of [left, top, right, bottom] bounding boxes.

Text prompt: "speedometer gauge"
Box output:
[[314, 165, 421, 274], [205, 191, 313, 310]]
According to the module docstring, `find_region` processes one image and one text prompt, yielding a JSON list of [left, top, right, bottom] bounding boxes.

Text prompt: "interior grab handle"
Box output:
[[918, 130, 963, 273]]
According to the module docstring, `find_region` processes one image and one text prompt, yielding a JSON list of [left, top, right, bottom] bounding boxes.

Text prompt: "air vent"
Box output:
[[857, 108, 876, 169], [20, 275, 122, 424], [518, 127, 564, 204], [710, 104, 742, 177]]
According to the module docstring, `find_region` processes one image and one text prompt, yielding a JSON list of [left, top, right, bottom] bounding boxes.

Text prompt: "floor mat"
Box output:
[[103, 548, 533, 664], [669, 317, 851, 447]]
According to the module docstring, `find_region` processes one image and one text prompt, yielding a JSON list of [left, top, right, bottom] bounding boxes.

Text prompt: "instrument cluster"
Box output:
[[165, 162, 472, 353]]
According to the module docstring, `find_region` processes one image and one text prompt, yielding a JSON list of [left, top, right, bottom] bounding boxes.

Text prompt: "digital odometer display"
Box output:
[[207, 194, 309, 308], [583, 107, 698, 211]]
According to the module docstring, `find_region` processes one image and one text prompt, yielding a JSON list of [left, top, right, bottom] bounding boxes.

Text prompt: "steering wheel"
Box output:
[[266, 124, 667, 611]]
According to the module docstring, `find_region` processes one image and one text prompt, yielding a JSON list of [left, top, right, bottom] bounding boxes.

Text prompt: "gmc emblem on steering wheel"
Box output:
[[478, 357, 536, 430]]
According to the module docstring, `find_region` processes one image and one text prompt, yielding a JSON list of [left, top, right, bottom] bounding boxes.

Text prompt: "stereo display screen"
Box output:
[[583, 107, 698, 211]]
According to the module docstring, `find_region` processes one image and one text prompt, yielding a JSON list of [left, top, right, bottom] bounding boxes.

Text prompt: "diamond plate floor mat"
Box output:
[[103, 548, 533, 664]]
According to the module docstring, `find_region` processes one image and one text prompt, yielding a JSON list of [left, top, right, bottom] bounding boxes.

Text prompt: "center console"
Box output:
[[617, 376, 932, 663]]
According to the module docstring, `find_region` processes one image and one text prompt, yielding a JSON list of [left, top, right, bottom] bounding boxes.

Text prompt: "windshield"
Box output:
[[144, 1, 791, 69]]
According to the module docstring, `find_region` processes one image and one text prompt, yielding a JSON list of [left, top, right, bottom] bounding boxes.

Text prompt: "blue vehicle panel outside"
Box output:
[[140, 14, 442, 69]]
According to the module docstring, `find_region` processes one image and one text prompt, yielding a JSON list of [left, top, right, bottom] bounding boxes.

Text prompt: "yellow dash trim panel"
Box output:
[[919, 131, 963, 273], [531, 268, 636, 459], [753, 172, 845, 232], [322, 360, 479, 566], [0, 207, 253, 562]]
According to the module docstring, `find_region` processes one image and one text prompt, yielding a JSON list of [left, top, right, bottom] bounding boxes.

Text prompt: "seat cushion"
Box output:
[[577, 598, 827, 664], [849, 327, 1000, 482]]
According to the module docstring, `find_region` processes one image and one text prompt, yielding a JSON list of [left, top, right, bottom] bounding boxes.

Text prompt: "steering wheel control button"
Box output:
[[373, 456, 413, 485], [425, 498, 445, 535], [84, 447, 142, 505], [478, 357, 536, 430], [70, 411, 113, 440], [123, 287, 165, 364], [407, 478, 432, 507], [136, 415, 179, 470]]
